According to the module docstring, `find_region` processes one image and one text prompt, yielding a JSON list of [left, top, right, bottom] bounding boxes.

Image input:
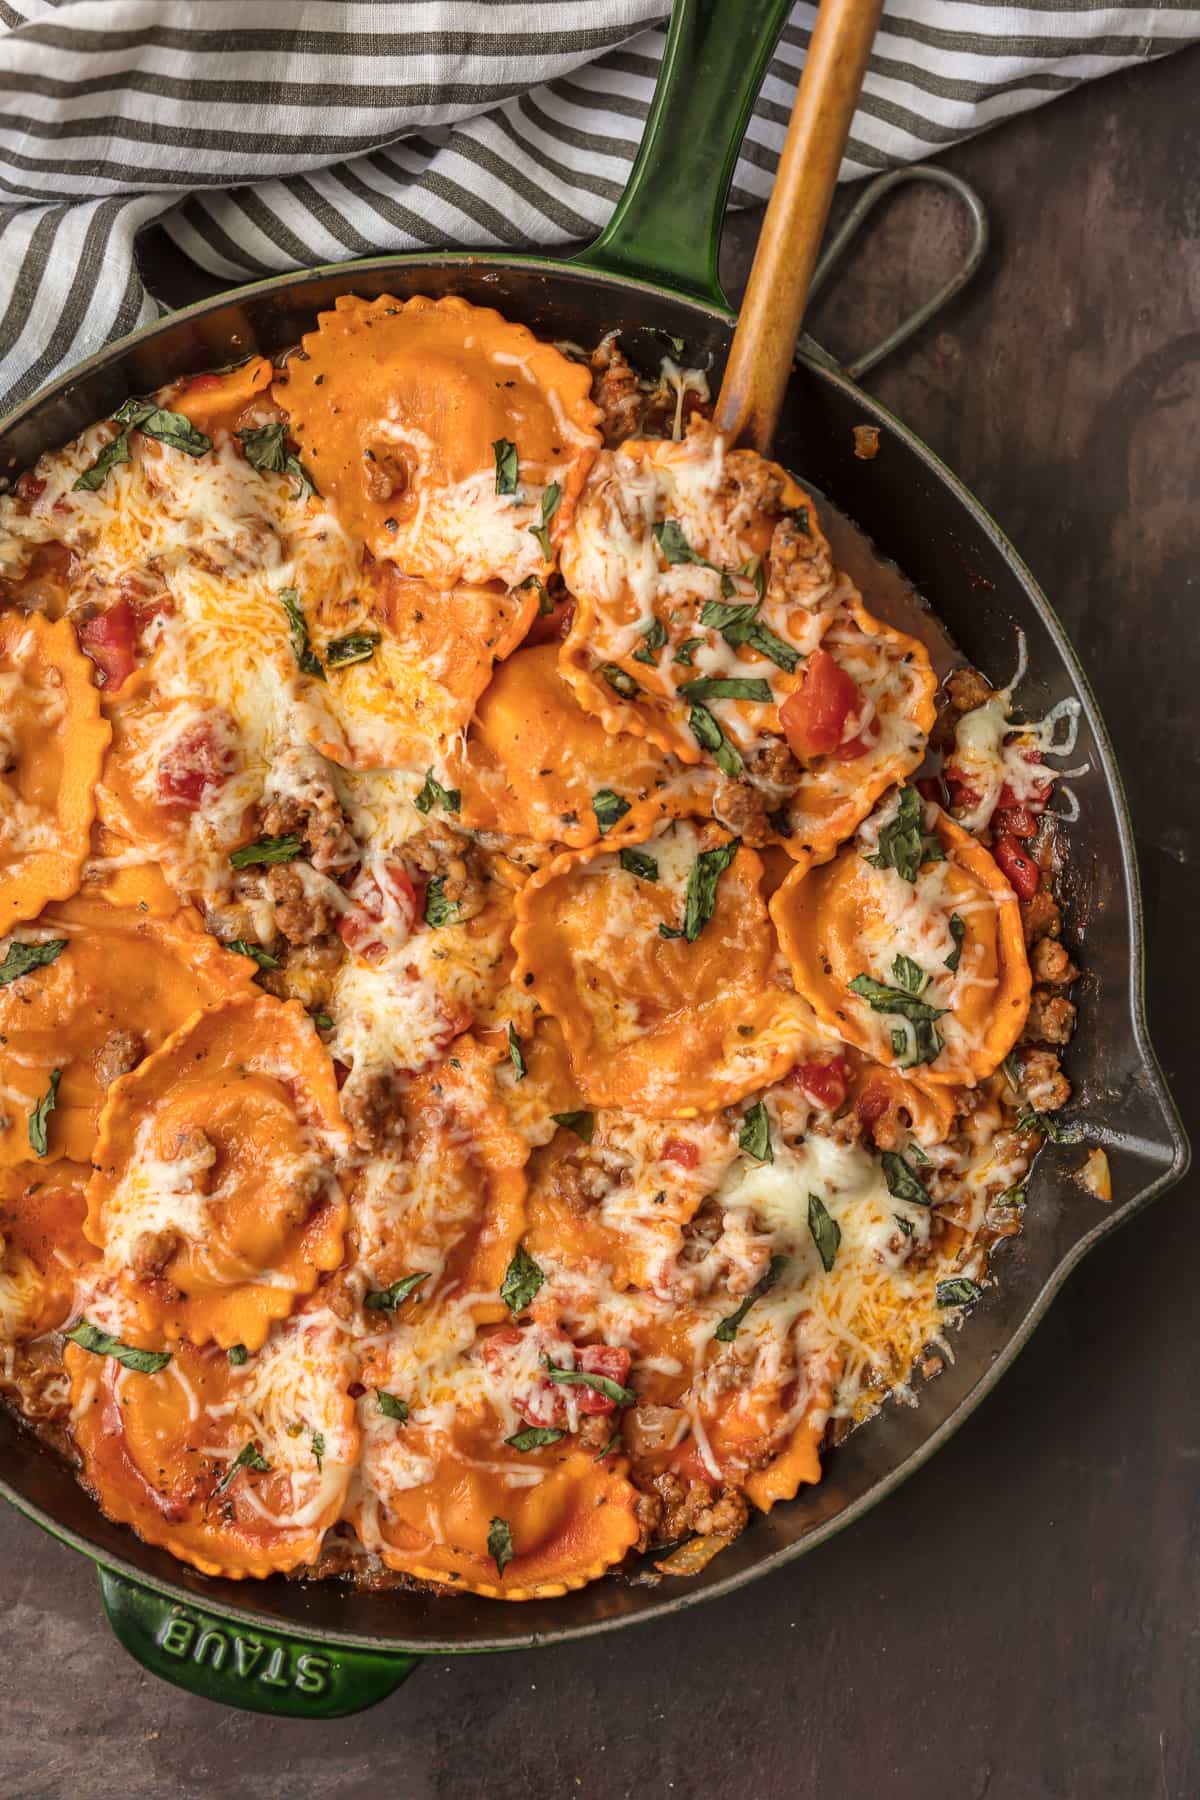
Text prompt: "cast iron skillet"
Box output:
[[0, 0, 1187, 1717]]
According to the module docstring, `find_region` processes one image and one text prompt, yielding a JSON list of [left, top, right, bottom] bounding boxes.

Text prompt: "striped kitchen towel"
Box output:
[[0, 0, 1196, 413]]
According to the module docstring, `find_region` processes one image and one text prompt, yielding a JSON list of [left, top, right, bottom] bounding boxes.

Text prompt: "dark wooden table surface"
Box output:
[[3, 43, 1197, 1800]]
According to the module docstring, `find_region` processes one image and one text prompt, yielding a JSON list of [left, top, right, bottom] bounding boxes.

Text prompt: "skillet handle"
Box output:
[[574, 0, 793, 307], [97, 1567, 420, 1718]]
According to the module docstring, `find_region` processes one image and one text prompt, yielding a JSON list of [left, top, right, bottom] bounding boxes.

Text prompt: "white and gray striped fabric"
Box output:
[[0, 0, 1196, 413]]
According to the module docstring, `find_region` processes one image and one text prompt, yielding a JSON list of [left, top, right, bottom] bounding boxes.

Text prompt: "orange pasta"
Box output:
[[0, 1160, 95, 1340]]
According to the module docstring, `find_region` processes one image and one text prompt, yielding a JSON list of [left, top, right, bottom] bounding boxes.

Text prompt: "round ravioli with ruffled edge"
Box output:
[[307, 555, 539, 771], [0, 892, 255, 1168], [0, 611, 111, 932], [85, 994, 350, 1350], [559, 419, 843, 771], [454, 642, 709, 848], [0, 1161, 95, 1342], [353, 1327, 640, 1599], [66, 1305, 358, 1578], [512, 818, 824, 1117], [350, 1036, 527, 1325], [273, 293, 602, 589], [770, 792, 1032, 1088], [768, 597, 938, 869]]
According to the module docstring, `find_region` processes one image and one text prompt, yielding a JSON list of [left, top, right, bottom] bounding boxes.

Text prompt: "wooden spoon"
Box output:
[[714, 0, 884, 452]]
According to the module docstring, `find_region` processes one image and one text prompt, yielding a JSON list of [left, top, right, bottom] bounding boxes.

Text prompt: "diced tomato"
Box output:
[[787, 1055, 849, 1111], [855, 1082, 892, 1132], [523, 598, 574, 647], [997, 750, 1052, 813], [779, 650, 872, 761], [660, 1135, 700, 1169], [15, 472, 45, 502], [78, 598, 137, 693], [993, 833, 1040, 900], [484, 1328, 632, 1429], [993, 804, 1037, 841], [943, 764, 983, 812], [832, 713, 882, 762], [157, 719, 235, 810], [337, 862, 420, 960]]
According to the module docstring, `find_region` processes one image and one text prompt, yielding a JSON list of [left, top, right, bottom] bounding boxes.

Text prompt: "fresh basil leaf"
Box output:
[[519, 573, 554, 615], [551, 1110, 594, 1144], [697, 597, 798, 674], [74, 429, 132, 491], [492, 437, 519, 496], [363, 1271, 430, 1312], [326, 631, 380, 670], [229, 833, 303, 869], [683, 838, 740, 942], [278, 587, 325, 679], [741, 555, 767, 602], [216, 1440, 272, 1492], [907, 1141, 930, 1164], [880, 1151, 929, 1205], [227, 938, 280, 970], [505, 1426, 565, 1452], [529, 481, 562, 558], [619, 847, 659, 882], [890, 1018, 946, 1068], [28, 1068, 60, 1157], [377, 1391, 409, 1422], [653, 519, 717, 568], [114, 397, 212, 457], [598, 661, 640, 700], [848, 973, 948, 1023], [594, 1429, 622, 1461], [227, 1344, 249, 1366], [1002, 1052, 1023, 1094], [0, 938, 66, 986], [413, 769, 460, 815], [593, 788, 630, 835], [936, 1277, 982, 1308], [807, 1193, 841, 1272], [738, 1100, 773, 1164], [863, 786, 944, 884], [632, 616, 667, 666], [892, 954, 927, 995], [544, 1363, 636, 1408], [64, 1320, 171, 1374], [1016, 1109, 1075, 1144], [507, 1022, 527, 1082], [285, 455, 316, 501], [713, 1253, 788, 1342], [500, 1245, 544, 1317], [488, 1515, 514, 1577], [680, 676, 772, 705], [945, 913, 966, 972], [237, 421, 289, 473], [673, 636, 705, 667], [995, 1183, 1026, 1208], [312, 1011, 334, 1032], [687, 702, 742, 777], [423, 877, 459, 928], [311, 1430, 325, 1472]]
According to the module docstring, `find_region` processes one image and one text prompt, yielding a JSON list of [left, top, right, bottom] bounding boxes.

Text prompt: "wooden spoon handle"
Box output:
[[714, 0, 883, 452]]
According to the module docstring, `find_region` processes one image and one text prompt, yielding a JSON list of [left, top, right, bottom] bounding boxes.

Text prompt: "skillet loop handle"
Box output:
[[98, 1567, 420, 1718], [808, 165, 988, 379]]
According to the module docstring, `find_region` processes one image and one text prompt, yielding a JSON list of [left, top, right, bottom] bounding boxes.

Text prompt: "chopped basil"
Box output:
[[848, 972, 948, 1025], [74, 429, 134, 491], [312, 1011, 334, 1032], [377, 1391, 409, 1422], [326, 631, 380, 670], [544, 1363, 637, 1408], [653, 518, 717, 568], [1016, 1109, 1075, 1143], [237, 421, 315, 499], [216, 1440, 271, 1493], [807, 1193, 841, 1272], [551, 1110, 594, 1144], [738, 1100, 773, 1164], [227, 1344, 249, 1366], [0, 938, 66, 987], [492, 436, 519, 496], [679, 675, 772, 705], [863, 786, 944, 884], [594, 1429, 622, 1461], [500, 1245, 544, 1317], [229, 833, 303, 869], [519, 573, 555, 615], [64, 1320, 171, 1374], [28, 1068, 60, 1157], [673, 636, 705, 667], [907, 1141, 930, 1164], [363, 1271, 430, 1312], [683, 838, 740, 942], [114, 396, 211, 457], [880, 1151, 929, 1205], [688, 701, 742, 777], [423, 877, 459, 928], [697, 597, 798, 674], [413, 769, 461, 815], [278, 587, 325, 679], [742, 555, 767, 602], [632, 617, 666, 666], [488, 1515, 514, 1577], [311, 1430, 325, 1472], [1001, 1052, 1023, 1094], [945, 913, 966, 972], [598, 661, 640, 700], [995, 1183, 1026, 1208], [227, 939, 280, 970], [892, 953, 926, 995], [713, 1253, 788, 1342], [619, 847, 659, 882], [529, 481, 562, 558], [505, 1426, 564, 1452], [593, 788, 631, 835], [936, 1277, 982, 1308], [507, 1022, 527, 1082]]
